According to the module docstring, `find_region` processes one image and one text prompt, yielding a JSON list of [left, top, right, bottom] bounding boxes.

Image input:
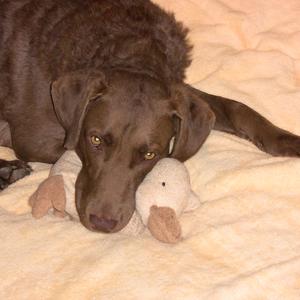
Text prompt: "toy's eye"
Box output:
[[162, 182, 166, 186]]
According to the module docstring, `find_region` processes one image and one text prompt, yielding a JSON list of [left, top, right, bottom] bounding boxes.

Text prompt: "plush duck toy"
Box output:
[[29, 151, 200, 243], [135, 158, 200, 243]]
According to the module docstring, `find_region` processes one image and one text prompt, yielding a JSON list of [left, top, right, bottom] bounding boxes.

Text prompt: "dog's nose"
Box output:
[[89, 214, 118, 232]]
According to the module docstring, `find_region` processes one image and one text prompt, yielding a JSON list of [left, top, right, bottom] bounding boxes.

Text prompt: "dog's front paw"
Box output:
[[0, 159, 32, 190]]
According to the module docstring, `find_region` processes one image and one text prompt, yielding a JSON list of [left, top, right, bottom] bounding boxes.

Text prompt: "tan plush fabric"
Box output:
[[1, 0, 300, 298]]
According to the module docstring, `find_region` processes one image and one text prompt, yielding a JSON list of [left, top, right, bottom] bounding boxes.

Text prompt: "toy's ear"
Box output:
[[169, 84, 215, 161], [51, 70, 107, 150]]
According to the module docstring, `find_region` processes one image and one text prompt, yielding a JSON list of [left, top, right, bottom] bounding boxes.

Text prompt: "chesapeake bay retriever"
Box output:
[[1, 0, 300, 233]]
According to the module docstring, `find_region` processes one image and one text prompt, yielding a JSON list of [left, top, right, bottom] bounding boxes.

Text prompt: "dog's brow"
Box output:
[[138, 143, 163, 153], [103, 133, 113, 146]]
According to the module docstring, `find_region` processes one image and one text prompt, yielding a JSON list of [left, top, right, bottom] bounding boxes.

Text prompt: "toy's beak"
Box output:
[[147, 205, 182, 244]]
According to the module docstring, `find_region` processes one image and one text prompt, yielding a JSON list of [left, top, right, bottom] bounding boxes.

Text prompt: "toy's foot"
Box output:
[[0, 159, 32, 190]]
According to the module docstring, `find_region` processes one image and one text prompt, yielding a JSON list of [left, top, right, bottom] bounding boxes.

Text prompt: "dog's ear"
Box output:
[[169, 84, 215, 161], [51, 70, 107, 149]]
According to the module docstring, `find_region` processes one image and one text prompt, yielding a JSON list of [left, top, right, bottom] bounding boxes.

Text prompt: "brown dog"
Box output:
[[0, 0, 299, 233]]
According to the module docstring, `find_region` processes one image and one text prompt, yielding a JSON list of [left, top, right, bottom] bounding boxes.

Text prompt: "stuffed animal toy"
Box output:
[[135, 158, 200, 243], [29, 151, 200, 243]]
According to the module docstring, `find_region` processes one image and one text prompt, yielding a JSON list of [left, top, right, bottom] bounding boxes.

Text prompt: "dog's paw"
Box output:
[[272, 133, 300, 157], [256, 129, 300, 157], [0, 159, 32, 190]]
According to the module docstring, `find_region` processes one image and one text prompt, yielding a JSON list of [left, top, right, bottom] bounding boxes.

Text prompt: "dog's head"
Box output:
[[51, 69, 215, 233]]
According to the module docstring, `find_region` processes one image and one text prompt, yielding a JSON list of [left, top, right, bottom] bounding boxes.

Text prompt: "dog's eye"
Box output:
[[144, 152, 156, 160], [90, 135, 102, 146]]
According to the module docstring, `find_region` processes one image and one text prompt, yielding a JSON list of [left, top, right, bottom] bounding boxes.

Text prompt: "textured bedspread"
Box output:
[[1, 0, 300, 299]]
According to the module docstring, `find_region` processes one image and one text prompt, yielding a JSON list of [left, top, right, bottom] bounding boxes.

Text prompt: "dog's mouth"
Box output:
[[78, 210, 135, 233], [75, 189, 135, 233]]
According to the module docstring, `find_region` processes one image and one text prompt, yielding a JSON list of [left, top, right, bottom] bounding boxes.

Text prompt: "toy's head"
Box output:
[[136, 158, 199, 225]]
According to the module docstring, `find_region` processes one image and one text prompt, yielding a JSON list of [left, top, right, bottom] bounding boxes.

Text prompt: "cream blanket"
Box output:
[[1, 0, 300, 299]]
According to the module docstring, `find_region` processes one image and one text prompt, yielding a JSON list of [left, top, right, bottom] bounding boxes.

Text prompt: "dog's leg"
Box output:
[[0, 121, 32, 190], [187, 85, 300, 157]]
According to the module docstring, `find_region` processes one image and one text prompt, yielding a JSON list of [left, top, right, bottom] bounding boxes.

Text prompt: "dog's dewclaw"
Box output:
[[147, 205, 182, 244]]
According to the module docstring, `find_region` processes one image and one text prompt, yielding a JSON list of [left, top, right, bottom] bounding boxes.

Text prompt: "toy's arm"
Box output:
[[29, 175, 67, 218], [29, 150, 81, 219]]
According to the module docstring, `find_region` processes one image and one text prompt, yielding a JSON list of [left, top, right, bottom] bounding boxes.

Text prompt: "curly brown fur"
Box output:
[[0, 0, 191, 86]]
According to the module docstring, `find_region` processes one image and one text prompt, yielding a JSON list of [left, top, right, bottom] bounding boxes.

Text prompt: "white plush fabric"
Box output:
[[1, 0, 300, 298], [136, 158, 200, 225]]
